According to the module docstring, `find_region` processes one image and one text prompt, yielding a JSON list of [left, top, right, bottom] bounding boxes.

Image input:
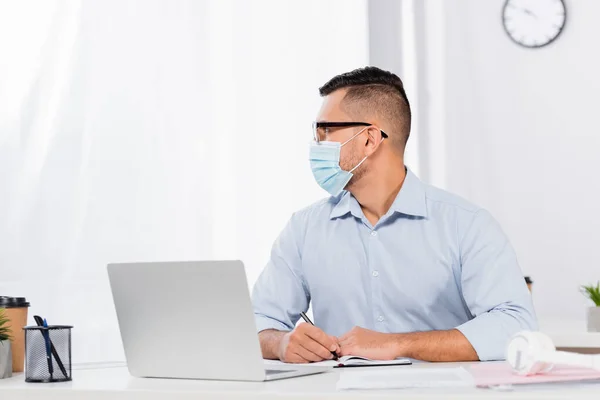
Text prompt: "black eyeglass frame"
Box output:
[[312, 121, 388, 143]]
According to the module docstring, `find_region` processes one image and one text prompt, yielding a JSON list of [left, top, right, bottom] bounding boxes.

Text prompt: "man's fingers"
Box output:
[[330, 336, 341, 357], [338, 345, 353, 356], [338, 334, 353, 345], [281, 340, 316, 363], [330, 335, 340, 347], [303, 324, 339, 352], [294, 344, 325, 362], [285, 325, 333, 362], [299, 336, 334, 360], [289, 350, 311, 364], [338, 335, 355, 356]]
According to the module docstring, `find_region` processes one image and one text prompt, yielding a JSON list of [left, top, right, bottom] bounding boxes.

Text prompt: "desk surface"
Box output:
[[1, 362, 600, 400]]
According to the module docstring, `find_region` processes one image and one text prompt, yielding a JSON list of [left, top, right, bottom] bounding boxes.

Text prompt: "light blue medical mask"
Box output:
[[309, 127, 381, 196]]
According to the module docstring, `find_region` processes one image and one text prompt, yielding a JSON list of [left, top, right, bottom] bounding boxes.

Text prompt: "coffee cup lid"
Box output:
[[0, 296, 30, 308]]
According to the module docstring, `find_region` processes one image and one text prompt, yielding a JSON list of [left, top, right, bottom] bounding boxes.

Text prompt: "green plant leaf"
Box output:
[[0, 308, 13, 342], [580, 281, 600, 307]]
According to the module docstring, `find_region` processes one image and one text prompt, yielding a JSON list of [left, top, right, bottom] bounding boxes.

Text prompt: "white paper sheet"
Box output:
[[336, 367, 475, 390]]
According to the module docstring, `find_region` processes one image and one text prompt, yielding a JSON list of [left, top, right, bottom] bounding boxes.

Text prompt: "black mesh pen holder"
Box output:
[[23, 325, 73, 382]]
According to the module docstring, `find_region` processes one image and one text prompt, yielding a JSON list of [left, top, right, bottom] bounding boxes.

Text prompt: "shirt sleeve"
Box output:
[[455, 209, 538, 361], [252, 212, 309, 333]]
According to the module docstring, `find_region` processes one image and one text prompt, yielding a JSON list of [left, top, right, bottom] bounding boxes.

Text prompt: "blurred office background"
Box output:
[[0, 0, 598, 362]]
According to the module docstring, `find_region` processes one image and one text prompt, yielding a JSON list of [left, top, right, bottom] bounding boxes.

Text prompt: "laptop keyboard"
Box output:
[[265, 369, 291, 375]]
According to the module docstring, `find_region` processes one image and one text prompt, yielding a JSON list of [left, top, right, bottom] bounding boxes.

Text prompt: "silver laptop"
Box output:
[[107, 260, 327, 381]]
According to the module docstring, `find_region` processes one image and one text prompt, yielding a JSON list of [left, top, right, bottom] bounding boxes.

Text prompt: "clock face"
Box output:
[[503, 0, 566, 48]]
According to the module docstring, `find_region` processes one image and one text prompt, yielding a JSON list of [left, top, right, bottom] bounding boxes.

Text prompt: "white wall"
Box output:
[[424, 0, 600, 323]]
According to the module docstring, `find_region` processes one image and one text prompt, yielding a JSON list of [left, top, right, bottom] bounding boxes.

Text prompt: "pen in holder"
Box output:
[[23, 325, 73, 382]]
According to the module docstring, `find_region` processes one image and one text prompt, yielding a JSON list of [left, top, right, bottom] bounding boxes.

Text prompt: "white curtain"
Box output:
[[0, 0, 368, 362]]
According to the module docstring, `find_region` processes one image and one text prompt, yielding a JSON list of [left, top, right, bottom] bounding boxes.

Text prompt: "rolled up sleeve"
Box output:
[[455, 210, 538, 361], [252, 212, 309, 333]]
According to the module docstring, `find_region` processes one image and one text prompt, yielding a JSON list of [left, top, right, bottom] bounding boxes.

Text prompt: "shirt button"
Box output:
[[370, 231, 378, 237], [372, 271, 379, 277], [377, 315, 384, 322]]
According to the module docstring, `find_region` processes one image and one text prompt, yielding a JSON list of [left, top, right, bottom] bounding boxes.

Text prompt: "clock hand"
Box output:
[[521, 8, 538, 19]]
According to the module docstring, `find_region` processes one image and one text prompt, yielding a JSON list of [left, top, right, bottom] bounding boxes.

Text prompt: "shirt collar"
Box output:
[[329, 191, 360, 220], [329, 168, 428, 220], [389, 168, 428, 218]]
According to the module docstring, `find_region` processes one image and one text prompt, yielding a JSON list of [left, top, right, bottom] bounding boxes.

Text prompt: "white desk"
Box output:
[[1, 362, 600, 399]]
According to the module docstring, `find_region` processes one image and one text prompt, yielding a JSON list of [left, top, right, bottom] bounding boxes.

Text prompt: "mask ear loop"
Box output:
[[348, 136, 385, 173]]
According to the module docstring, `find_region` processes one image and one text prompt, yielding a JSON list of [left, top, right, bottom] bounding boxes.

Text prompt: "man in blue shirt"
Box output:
[[252, 67, 537, 363]]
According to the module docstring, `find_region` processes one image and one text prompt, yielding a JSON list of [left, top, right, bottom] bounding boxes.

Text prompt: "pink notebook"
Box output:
[[470, 363, 600, 387]]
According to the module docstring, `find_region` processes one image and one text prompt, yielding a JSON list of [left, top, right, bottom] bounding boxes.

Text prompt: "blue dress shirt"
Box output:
[[252, 169, 537, 361]]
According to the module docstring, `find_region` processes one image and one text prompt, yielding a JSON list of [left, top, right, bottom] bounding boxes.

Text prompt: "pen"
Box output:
[[299, 311, 339, 361], [42, 318, 54, 379], [34, 315, 68, 379]]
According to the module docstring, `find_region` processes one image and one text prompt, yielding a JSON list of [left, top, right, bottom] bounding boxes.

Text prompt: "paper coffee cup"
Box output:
[[0, 297, 30, 373]]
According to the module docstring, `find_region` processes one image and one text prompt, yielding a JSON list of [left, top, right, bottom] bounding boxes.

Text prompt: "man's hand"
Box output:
[[278, 323, 340, 363], [338, 326, 399, 360]]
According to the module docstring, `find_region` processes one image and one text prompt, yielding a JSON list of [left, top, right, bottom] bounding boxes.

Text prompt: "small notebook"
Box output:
[[315, 356, 412, 368]]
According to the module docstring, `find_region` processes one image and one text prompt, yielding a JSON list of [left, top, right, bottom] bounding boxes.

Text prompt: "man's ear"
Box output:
[[365, 126, 384, 154]]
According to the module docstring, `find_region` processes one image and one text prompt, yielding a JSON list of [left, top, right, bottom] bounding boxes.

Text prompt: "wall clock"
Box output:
[[502, 0, 567, 48]]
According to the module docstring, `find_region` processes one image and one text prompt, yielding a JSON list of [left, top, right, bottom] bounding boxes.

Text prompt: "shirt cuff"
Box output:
[[456, 312, 515, 361], [255, 314, 293, 333]]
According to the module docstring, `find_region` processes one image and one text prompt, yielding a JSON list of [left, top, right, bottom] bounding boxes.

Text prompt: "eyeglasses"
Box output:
[[312, 121, 388, 143]]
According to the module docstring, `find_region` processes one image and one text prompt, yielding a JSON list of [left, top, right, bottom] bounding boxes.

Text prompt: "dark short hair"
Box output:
[[319, 66, 411, 151]]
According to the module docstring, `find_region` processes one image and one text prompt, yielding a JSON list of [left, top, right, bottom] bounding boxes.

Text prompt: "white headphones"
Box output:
[[506, 331, 600, 376]]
